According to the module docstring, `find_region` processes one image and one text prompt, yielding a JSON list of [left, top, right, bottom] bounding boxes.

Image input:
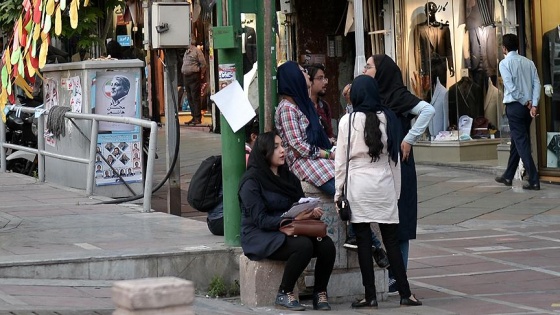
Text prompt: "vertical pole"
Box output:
[[354, 0, 366, 77], [144, 121, 159, 213], [216, 0, 245, 246], [163, 51, 182, 216], [37, 114, 45, 181], [0, 115, 6, 172], [256, 0, 278, 131], [86, 119, 99, 195]]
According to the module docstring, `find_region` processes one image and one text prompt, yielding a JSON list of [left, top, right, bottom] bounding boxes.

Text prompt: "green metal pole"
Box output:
[[216, 0, 245, 246]]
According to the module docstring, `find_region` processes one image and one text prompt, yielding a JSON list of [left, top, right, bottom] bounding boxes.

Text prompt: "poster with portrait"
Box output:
[[92, 72, 139, 132], [95, 133, 142, 186]]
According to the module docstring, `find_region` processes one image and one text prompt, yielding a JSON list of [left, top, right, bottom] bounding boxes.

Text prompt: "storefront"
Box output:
[[532, 0, 560, 182], [387, 0, 524, 163]]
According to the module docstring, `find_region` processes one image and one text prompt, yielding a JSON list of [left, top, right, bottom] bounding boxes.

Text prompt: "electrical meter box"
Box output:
[[151, 2, 190, 48], [41, 60, 145, 198]]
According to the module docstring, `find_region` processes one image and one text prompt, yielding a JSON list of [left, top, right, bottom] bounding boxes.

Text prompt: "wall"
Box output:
[[293, 0, 353, 120]]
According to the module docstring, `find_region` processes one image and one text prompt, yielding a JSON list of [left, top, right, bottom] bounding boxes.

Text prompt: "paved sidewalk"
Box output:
[[0, 127, 559, 314]]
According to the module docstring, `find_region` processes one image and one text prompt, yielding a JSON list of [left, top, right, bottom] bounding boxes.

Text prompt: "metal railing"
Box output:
[[0, 106, 158, 212]]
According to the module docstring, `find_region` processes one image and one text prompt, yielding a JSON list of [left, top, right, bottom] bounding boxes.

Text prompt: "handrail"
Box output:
[[0, 106, 158, 212]]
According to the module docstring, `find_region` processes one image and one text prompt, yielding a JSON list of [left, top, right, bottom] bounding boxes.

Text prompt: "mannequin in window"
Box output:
[[542, 25, 560, 130], [242, 21, 257, 75], [463, 0, 498, 93], [414, 1, 454, 94], [447, 71, 484, 129]]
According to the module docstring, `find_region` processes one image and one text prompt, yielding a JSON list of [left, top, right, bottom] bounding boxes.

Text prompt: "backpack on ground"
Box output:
[[187, 155, 222, 212]]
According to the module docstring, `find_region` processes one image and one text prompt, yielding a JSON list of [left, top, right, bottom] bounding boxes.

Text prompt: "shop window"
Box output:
[[400, 0, 517, 142]]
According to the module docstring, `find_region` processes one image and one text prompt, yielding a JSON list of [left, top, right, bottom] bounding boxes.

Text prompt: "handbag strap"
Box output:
[[343, 113, 353, 197]]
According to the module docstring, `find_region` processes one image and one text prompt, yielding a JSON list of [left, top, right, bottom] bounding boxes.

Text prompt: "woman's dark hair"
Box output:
[[244, 118, 260, 143], [502, 33, 519, 52], [363, 113, 383, 162], [253, 131, 278, 167], [106, 40, 123, 59]]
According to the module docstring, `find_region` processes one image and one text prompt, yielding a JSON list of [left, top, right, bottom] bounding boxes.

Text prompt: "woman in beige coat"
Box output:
[[334, 75, 422, 309]]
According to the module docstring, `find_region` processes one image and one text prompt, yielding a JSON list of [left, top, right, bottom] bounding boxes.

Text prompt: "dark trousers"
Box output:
[[353, 223, 412, 300], [503, 102, 539, 185], [268, 235, 335, 294], [207, 217, 224, 236], [183, 73, 201, 120]]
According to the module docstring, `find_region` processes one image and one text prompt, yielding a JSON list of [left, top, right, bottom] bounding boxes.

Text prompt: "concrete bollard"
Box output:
[[112, 277, 194, 315], [239, 254, 299, 307]]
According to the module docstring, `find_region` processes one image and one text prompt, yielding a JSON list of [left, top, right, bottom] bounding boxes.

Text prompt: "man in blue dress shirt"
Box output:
[[495, 34, 541, 190]]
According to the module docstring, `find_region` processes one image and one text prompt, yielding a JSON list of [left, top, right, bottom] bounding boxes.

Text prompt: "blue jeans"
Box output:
[[389, 239, 410, 281], [317, 178, 335, 196], [347, 224, 382, 248]]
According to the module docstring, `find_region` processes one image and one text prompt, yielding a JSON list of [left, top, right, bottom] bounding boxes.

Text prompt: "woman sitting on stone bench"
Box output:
[[238, 131, 336, 311]]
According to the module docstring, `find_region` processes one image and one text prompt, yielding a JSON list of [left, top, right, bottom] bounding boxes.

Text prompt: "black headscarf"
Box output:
[[277, 61, 332, 150], [373, 54, 421, 116], [350, 75, 401, 165], [238, 132, 304, 204]]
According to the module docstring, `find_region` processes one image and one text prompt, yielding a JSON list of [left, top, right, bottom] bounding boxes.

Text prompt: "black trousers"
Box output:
[[268, 235, 335, 294], [353, 222, 412, 300], [183, 73, 202, 120], [503, 102, 539, 185]]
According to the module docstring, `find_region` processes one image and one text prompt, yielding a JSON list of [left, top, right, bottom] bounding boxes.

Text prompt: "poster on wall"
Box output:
[[95, 133, 142, 186], [92, 72, 140, 132]]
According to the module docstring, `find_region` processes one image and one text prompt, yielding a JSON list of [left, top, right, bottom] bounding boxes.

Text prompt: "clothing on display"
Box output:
[[414, 2, 454, 90], [547, 134, 560, 168], [542, 26, 560, 130], [428, 77, 449, 137], [448, 76, 484, 128]]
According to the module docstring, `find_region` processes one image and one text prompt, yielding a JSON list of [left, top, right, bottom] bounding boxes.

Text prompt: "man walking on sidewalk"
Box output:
[[182, 36, 207, 125], [495, 33, 541, 190]]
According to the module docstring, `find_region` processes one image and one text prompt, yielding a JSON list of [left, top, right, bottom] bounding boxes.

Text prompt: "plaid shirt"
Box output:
[[275, 99, 334, 186]]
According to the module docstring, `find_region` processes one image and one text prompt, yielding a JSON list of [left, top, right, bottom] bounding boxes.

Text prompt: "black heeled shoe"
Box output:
[[400, 294, 422, 306], [351, 298, 378, 308]]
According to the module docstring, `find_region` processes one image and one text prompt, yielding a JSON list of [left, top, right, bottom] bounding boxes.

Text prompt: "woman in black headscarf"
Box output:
[[334, 75, 422, 308], [275, 61, 336, 196], [364, 54, 435, 293], [238, 131, 336, 311]]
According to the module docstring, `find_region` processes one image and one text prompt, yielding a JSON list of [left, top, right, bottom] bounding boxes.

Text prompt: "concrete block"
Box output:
[[239, 255, 299, 307], [112, 277, 194, 310], [113, 305, 194, 315]]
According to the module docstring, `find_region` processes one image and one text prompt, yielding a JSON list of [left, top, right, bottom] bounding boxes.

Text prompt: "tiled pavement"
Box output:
[[1, 126, 559, 314]]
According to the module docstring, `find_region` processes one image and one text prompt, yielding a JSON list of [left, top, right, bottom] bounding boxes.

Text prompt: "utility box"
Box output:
[[151, 2, 190, 49], [41, 60, 145, 198]]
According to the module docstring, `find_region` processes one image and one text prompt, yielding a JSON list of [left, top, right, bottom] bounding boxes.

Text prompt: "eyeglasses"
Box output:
[[314, 76, 328, 83], [364, 64, 375, 70]]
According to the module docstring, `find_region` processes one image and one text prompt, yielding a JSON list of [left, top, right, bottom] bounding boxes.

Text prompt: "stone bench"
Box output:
[[239, 182, 388, 307]]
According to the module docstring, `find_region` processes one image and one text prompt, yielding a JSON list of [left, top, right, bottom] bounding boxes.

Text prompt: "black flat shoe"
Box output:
[[495, 176, 512, 186], [522, 183, 540, 190], [351, 298, 378, 308], [400, 294, 422, 306]]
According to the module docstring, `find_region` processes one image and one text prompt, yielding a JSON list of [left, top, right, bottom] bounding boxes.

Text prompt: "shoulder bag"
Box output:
[[279, 219, 327, 239], [336, 113, 353, 221]]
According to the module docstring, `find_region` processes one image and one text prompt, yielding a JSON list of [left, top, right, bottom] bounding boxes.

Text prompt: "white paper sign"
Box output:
[[210, 80, 256, 133]]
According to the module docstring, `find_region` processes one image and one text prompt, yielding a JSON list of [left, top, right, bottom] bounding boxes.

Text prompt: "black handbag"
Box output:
[[337, 113, 353, 221]]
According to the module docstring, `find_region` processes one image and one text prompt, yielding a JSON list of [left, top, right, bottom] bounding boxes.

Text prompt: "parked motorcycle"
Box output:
[[3, 92, 42, 176]]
